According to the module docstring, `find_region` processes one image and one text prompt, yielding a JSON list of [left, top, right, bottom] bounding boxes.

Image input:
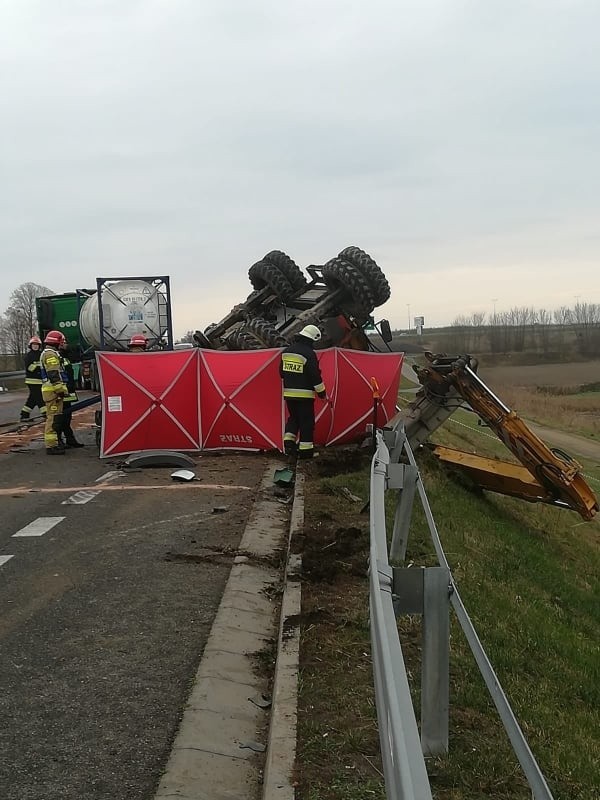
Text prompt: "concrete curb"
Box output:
[[153, 459, 297, 800], [261, 471, 304, 799]]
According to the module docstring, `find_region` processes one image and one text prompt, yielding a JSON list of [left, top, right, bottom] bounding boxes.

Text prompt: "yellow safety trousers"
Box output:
[[42, 385, 65, 448]]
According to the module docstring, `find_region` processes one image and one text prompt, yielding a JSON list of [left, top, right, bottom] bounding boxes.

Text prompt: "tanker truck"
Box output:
[[36, 276, 174, 391]]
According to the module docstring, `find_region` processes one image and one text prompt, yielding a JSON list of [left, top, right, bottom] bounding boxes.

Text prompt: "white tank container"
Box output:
[[79, 280, 166, 350]]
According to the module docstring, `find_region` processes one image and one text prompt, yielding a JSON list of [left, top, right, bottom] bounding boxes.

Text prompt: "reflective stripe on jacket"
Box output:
[[61, 356, 79, 403], [279, 340, 325, 400], [40, 347, 68, 395], [24, 349, 42, 384]]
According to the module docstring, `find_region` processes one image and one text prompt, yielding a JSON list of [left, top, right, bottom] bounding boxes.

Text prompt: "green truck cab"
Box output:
[[36, 291, 94, 388]]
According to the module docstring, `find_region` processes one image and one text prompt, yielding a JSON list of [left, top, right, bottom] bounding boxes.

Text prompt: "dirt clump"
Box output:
[[302, 525, 369, 582]]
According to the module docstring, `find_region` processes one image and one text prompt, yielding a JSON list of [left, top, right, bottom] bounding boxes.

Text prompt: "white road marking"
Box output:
[[62, 490, 101, 505], [60, 470, 125, 505], [12, 517, 65, 538], [0, 555, 14, 567], [95, 470, 126, 484]]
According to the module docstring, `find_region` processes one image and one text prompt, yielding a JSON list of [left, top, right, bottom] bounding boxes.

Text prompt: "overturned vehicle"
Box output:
[[193, 246, 392, 352]]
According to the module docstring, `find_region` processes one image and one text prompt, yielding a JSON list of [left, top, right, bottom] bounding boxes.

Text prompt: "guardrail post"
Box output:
[[392, 566, 450, 757], [389, 464, 419, 563], [421, 566, 450, 756]]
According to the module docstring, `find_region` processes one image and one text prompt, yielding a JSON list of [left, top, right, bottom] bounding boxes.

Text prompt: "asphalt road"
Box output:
[[0, 387, 31, 425], [0, 420, 266, 800]]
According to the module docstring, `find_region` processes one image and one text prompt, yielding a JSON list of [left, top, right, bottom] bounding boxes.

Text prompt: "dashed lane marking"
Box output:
[[62, 470, 126, 504], [62, 490, 101, 505], [12, 517, 65, 538], [0, 555, 14, 567]]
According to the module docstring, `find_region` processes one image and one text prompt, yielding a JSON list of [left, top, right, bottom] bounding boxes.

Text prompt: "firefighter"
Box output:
[[58, 342, 84, 448], [40, 330, 69, 455], [128, 334, 147, 352], [20, 336, 46, 421], [280, 324, 327, 459]]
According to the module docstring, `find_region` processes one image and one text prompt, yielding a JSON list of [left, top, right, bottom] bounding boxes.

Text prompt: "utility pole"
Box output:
[[491, 298, 498, 321], [407, 303, 411, 331]]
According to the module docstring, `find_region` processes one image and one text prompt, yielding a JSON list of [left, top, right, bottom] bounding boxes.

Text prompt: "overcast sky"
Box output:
[[2, 0, 599, 336]]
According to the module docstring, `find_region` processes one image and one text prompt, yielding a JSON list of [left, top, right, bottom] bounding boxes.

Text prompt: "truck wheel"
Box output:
[[248, 260, 295, 302], [337, 246, 391, 306], [321, 257, 376, 319], [193, 330, 214, 348], [225, 328, 264, 351], [262, 251, 308, 293], [243, 318, 289, 348]]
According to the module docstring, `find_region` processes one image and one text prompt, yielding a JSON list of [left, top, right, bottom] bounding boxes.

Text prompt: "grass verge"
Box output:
[[295, 438, 599, 800]]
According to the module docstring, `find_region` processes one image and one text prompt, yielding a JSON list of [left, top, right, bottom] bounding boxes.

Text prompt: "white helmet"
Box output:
[[299, 324, 321, 342]]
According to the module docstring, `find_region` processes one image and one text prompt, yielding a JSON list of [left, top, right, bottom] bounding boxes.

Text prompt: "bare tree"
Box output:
[[536, 308, 553, 355], [554, 306, 572, 326], [470, 311, 486, 349], [2, 282, 54, 360], [448, 315, 473, 352], [572, 302, 600, 357]]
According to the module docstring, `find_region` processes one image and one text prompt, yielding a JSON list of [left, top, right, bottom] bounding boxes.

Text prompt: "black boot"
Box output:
[[46, 445, 65, 455], [65, 436, 84, 448], [298, 449, 315, 460]]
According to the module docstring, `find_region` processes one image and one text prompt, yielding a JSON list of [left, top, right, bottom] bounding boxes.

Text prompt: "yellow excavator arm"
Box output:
[[397, 353, 598, 521]]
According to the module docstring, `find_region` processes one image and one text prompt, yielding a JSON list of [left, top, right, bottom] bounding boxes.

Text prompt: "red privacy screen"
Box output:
[[97, 348, 403, 457]]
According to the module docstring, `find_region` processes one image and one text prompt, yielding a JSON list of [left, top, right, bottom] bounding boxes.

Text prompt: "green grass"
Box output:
[[296, 437, 600, 800], [406, 450, 600, 799]]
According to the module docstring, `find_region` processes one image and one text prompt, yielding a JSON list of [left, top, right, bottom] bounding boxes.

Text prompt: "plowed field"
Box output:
[[480, 360, 600, 388]]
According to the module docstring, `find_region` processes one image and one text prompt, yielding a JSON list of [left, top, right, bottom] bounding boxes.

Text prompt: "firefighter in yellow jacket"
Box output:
[[279, 324, 327, 459], [40, 330, 69, 455], [20, 336, 46, 421]]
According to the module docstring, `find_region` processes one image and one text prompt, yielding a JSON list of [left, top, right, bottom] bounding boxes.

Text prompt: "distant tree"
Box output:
[[470, 312, 486, 349], [536, 308, 553, 355], [2, 282, 54, 359], [554, 306, 573, 327], [572, 302, 600, 357], [0, 315, 9, 353]]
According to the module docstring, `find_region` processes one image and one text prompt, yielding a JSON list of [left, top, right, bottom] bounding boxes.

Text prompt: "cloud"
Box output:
[[1, 1, 599, 336]]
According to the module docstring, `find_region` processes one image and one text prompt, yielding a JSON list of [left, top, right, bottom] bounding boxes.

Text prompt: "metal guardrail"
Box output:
[[370, 424, 555, 800], [370, 445, 433, 799], [0, 371, 23, 380]]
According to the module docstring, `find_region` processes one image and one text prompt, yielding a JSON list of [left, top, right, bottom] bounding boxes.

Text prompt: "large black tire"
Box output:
[[262, 250, 308, 293], [243, 318, 289, 348], [338, 246, 391, 306], [193, 330, 214, 348], [248, 260, 294, 302], [224, 328, 264, 351], [321, 257, 376, 319]]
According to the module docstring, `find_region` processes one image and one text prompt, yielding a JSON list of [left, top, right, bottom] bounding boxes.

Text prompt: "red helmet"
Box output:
[[128, 334, 147, 348], [44, 330, 66, 347], [29, 336, 42, 346]]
